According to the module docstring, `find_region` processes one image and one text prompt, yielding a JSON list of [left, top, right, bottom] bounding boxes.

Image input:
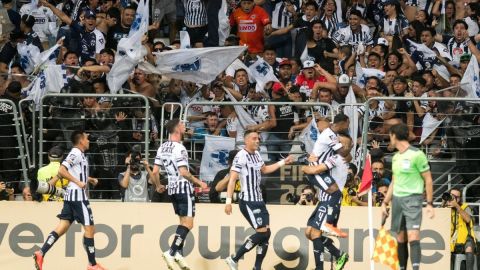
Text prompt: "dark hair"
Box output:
[[348, 163, 358, 176], [372, 159, 384, 166], [124, 4, 137, 12], [228, 150, 239, 165], [421, 27, 436, 37], [63, 51, 79, 62], [107, 7, 121, 22], [412, 76, 426, 86], [453, 19, 468, 30], [225, 35, 240, 46], [370, 148, 384, 162], [165, 119, 181, 134], [100, 48, 114, 56], [205, 111, 218, 118], [71, 130, 86, 145], [6, 81, 21, 93], [244, 129, 258, 138], [389, 123, 409, 141], [377, 180, 389, 189], [311, 19, 325, 29], [263, 44, 276, 53], [369, 116, 384, 131], [10, 63, 25, 74], [409, 20, 426, 42], [302, 185, 317, 194], [333, 113, 349, 124], [304, 1, 319, 10], [450, 73, 461, 80], [234, 68, 248, 78], [21, 14, 35, 28], [349, 9, 363, 18]]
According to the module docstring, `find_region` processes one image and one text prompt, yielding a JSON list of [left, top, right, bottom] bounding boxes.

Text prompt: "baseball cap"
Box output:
[[272, 82, 285, 94], [48, 146, 64, 159], [84, 9, 96, 19], [303, 60, 315, 69], [393, 76, 407, 84], [279, 58, 292, 67], [375, 37, 389, 47], [460, 54, 471, 62], [337, 74, 351, 87]]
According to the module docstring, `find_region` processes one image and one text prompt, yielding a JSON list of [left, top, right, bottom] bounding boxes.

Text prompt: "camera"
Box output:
[[5, 182, 12, 189], [305, 193, 313, 202], [375, 192, 385, 204], [347, 188, 357, 197], [286, 193, 300, 204], [442, 192, 453, 201], [128, 151, 142, 171], [373, 172, 382, 184], [35, 182, 65, 197]]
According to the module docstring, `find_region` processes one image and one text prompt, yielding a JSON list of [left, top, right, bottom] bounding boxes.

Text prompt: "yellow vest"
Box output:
[[450, 203, 476, 252], [37, 162, 68, 202], [341, 187, 358, 206]]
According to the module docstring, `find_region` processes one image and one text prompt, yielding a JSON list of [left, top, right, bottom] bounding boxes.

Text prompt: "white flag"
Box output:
[[248, 56, 279, 93], [355, 62, 385, 88], [24, 65, 67, 110], [299, 115, 318, 154], [17, 40, 62, 74], [180, 30, 191, 49], [128, 0, 149, 38], [218, 0, 230, 46], [420, 113, 444, 144], [225, 58, 255, 83], [199, 135, 236, 183], [460, 54, 480, 99], [155, 46, 246, 84], [300, 44, 308, 63], [344, 86, 358, 157], [137, 60, 161, 75]]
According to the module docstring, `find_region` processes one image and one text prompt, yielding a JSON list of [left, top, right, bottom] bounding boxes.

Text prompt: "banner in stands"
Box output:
[[0, 202, 449, 269]]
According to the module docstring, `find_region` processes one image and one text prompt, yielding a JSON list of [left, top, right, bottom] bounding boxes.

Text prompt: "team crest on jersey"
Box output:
[[256, 217, 263, 226]]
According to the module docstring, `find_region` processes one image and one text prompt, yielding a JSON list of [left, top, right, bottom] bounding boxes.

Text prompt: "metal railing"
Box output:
[[159, 102, 184, 145]]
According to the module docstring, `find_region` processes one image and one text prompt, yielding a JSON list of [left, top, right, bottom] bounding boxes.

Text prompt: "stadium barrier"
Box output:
[[159, 102, 184, 145], [38, 93, 151, 199], [361, 97, 480, 202], [0, 98, 28, 183], [0, 202, 450, 270], [18, 99, 35, 169]]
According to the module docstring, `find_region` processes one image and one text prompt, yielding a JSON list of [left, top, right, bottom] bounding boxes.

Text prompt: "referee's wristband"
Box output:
[[226, 198, 232, 205]]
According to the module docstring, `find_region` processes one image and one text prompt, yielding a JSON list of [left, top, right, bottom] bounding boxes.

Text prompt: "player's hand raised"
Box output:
[[225, 204, 232, 215]]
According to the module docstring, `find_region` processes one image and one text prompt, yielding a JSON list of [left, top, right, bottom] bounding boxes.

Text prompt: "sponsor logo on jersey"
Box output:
[[238, 20, 257, 32]]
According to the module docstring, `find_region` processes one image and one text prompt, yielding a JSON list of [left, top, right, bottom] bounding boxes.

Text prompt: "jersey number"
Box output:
[[162, 159, 178, 177]]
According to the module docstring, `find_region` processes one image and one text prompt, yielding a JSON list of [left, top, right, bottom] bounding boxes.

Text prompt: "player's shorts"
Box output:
[[171, 193, 195, 217], [390, 194, 423, 233], [239, 200, 270, 229], [307, 200, 328, 230], [305, 172, 336, 192], [57, 200, 94, 226]]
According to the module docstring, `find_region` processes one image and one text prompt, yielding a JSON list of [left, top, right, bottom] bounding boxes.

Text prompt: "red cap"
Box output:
[[279, 58, 292, 67], [272, 82, 284, 93]]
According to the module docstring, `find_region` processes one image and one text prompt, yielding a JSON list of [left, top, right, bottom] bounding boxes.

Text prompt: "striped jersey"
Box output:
[[183, 0, 207, 26], [320, 14, 340, 38], [271, 1, 295, 29], [311, 127, 342, 164], [61, 147, 89, 201], [155, 141, 193, 195], [446, 37, 470, 65], [314, 155, 349, 202], [332, 24, 373, 47], [231, 149, 265, 202]]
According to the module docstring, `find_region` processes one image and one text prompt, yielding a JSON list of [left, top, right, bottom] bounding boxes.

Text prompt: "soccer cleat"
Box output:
[[162, 251, 176, 270], [33, 251, 44, 270], [174, 252, 191, 270], [321, 223, 348, 238], [335, 252, 349, 270], [86, 263, 106, 270], [225, 255, 238, 270]]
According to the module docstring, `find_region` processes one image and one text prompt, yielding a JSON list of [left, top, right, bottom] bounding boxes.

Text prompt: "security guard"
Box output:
[[445, 188, 477, 270], [37, 146, 68, 201]]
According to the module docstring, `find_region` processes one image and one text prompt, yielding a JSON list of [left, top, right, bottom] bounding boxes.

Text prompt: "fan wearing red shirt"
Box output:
[[295, 60, 328, 98], [230, 0, 272, 54]]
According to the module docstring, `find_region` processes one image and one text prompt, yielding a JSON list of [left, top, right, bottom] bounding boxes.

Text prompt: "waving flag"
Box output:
[[299, 114, 319, 153], [248, 56, 279, 93], [355, 62, 385, 88], [461, 54, 480, 99], [17, 40, 62, 74], [155, 46, 246, 85], [344, 86, 358, 157], [373, 214, 399, 270], [218, 0, 230, 46], [358, 154, 373, 196], [180, 30, 191, 49], [226, 58, 255, 83], [129, 0, 149, 37], [420, 113, 445, 144], [24, 65, 67, 110], [199, 135, 236, 183]]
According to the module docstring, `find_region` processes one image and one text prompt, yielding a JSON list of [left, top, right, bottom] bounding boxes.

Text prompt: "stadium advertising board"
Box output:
[[0, 202, 449, 269]]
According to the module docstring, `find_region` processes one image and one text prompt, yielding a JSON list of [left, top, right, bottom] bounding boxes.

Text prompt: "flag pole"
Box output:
[[368, 188, 375, 270]]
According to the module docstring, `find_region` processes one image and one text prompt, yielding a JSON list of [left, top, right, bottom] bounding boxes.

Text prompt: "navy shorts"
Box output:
[[307, 200, 328, 230], [57, 200, 94, 226], [239, 200, 270, 229], [306, 172, 336, 192], [171, 193, 195, 217]]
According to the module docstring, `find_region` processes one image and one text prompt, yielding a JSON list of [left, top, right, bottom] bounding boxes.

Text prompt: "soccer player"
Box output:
[[308, 114, 350, 237], [302, 133, 353, 270], [381, 123, 434, 270], [33, 130, 105, 270], [152, 119, 207, 270], [224, 130, 293, 270]]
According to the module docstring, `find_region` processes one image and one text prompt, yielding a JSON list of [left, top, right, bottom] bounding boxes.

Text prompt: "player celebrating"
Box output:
[[224, 130, 293, 270], [302, 133, 353, 270], [33, 130, 105, 270], [152, 119, 207, 270]]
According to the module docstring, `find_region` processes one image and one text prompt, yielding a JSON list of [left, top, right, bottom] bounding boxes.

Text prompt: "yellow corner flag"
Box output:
[[372, 214, 399, 270]]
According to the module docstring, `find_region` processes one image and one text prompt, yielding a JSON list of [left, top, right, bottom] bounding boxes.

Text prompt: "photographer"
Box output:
[[374, 181, 389, 207], [342, 163, 367, 206], [443, 188, 477, 270], [37, 146, 67, 201], [296, 185, 318, 206], [0, 178, 14, 201], [118, 152, 157, 202]]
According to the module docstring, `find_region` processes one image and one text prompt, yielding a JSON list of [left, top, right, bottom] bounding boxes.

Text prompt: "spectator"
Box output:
[[183, 0, 208, 48], [229, 0, 272, 54], [20, 14, 43, 52], [0, 179, 14, 201], [209, 149, 239, 203], [152, 0, 177, 43], [341, 163, 367, 206], [1, 0, 20, 34], [296, 185, 318, 206], [119, 152, 156, 202], [382, 0, 408, 36], [295, 60, 327, 98], [266, 0, 296, 57], [187, 111, 228, 140], [107, 4, 136, 50], [37, 146, 67, 201], [332, 10, 373, 48], [20, 0, 55, 50], [129, 68, 155, 98]]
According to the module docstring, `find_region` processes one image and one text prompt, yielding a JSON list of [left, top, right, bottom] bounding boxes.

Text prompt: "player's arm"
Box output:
[[178, 166, 205, 187], [215, 173, 231, 192], [422, 170, 433, 205], [58, 165, 85, 188], [302, 163, 328, 175], [225, 170, 239, 215], [151, 164, 162, 188], [261, 155, 294, 174]]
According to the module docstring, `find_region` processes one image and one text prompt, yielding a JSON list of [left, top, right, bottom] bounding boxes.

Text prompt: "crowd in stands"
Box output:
[[0, 0, 480, 203]]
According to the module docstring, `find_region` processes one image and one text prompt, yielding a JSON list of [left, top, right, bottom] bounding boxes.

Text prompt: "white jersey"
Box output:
[[61, 147, 89, 201], [324, 154, 349, 190], [311, 127, 342, 164], [231, 149, 265, 202], [20, 4, 57, 42], [332, 24, 373, 47], [155, 141, 193, 195]]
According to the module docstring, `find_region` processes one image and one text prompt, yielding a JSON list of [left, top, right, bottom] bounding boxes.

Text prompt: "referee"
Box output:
[[224, 130, 293, 270], [33, 130, 105, 270], [381, 123, 434, 270]]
